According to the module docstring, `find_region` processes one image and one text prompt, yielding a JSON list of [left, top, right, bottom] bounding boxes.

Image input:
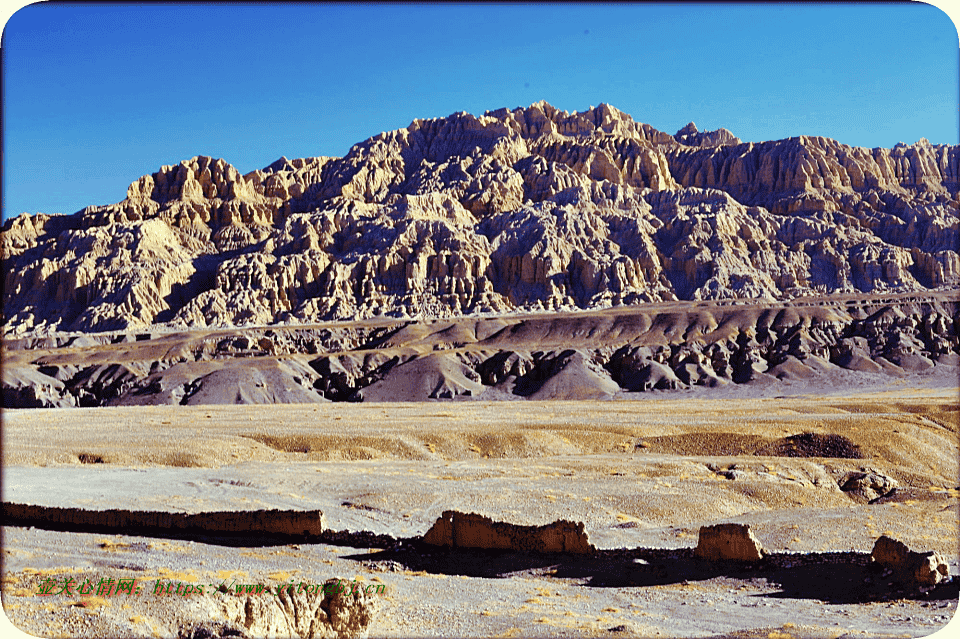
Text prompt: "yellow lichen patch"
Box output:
[[215, 570, 247, 582], [267, 571, 297, 582], [151, 541, 190, 553], [155, 569, 198, 582], [602, 607, 620, 613], [406, 570, 431, 577]]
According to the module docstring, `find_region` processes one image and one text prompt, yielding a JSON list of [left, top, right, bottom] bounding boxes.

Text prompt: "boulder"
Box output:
[[839, 470, 898, 502]]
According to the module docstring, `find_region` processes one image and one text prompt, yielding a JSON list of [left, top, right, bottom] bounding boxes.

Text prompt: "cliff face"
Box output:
[[3, 101, 958, 335]]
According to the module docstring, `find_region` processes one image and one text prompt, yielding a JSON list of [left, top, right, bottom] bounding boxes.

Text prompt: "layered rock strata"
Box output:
[[3, 101, 957, 336]]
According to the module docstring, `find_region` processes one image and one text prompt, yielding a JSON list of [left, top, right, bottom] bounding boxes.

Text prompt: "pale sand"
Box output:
[[2, 389, 958, 637]]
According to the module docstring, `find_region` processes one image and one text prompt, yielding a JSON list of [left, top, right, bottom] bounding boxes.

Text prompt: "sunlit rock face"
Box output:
[[3, 102, 958, 335]]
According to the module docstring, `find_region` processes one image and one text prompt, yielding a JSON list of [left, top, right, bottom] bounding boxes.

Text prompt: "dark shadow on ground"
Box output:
[[3, 521, 403, 549], [7, 514, 956, 605], [350, 543, 959, 604]]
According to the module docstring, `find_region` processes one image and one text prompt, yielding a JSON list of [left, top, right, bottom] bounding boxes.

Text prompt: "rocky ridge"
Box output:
[[2, 292, 957, 407], [2, 101, 958, 336]]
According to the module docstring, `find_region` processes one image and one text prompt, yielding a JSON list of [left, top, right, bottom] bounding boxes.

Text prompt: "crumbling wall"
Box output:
[[422, 510, 595, 554], [2, 502, 324, 538], [694, 523, 764, 562], [871, 535, 950, 587]]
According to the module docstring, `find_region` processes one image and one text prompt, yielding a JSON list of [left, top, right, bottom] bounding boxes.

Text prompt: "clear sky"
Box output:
[[2, 2, 958, 220]]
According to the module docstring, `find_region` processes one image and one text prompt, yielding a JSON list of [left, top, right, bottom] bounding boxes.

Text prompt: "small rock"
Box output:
[[178, 622, 246, 639]]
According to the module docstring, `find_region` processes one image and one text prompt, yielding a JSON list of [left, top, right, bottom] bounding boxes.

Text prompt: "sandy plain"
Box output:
[[2, 383, 958, 638]]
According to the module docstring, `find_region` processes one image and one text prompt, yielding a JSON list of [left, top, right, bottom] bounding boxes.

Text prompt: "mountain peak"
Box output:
[[2, 102, 957, 336]]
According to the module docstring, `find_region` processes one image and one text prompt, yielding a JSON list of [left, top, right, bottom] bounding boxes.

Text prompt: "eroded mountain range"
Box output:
[[3, 102, 958, 335], [2, 102, 957, 407]]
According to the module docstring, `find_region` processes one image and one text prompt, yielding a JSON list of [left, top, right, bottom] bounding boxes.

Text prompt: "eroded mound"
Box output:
[[3, 293, 958, 408], [223, 576, 380, 639], [754, 433, 864, 459]]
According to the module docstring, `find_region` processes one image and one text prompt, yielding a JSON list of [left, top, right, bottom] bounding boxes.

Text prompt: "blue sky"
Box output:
[[2, 2, 958, 220]]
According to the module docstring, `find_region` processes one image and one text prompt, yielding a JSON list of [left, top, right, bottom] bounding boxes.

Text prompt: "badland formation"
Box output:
[[2, 102, 957, 407]]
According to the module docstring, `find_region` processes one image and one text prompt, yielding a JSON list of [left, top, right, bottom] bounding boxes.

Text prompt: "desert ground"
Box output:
[[2, 383, 958, 638]]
